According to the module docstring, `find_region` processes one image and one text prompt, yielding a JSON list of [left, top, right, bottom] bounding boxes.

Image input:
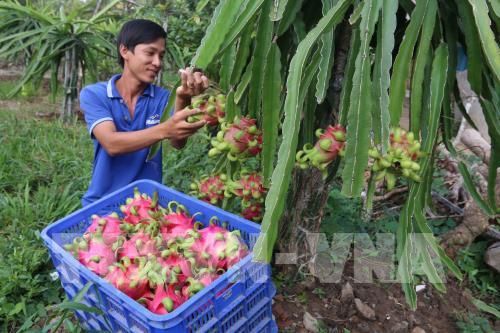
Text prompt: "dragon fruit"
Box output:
[[226, 172, 266, 202], [118, 231, 161, 261], [180, 220, 249, 270], [186, 93, 226, 126], [159, 202, 200, 242], [120, 188, 159, 225], [241, 201, 263, 222], [369, 127, 423, 190], [65, 233, 116, 276], [182, 268, 221, 298], [190, 174, 228, 205], [105, 258, 149, 300], [296, 125, 346, 178], [86, 212, 123, 245], [146, 283, 187, 314], [209, 117, 262, 161]]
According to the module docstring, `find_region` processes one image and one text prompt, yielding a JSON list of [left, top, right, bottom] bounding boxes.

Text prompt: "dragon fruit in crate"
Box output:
[[65, 233, 116, 276], [120, 188, 159, 225]]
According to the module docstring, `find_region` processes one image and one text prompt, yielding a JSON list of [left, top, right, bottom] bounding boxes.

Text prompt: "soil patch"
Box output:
[[272, 260, 495, 333]]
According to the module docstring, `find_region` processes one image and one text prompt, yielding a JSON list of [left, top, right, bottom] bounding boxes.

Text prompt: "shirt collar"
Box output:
[[106, 74, 155, 98]]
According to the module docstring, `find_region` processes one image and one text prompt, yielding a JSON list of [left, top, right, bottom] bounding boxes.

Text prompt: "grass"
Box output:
[[0, 109, 93, 331]]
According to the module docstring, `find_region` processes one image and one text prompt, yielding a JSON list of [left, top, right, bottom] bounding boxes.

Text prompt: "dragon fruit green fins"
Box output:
[[86, 212, 123, 245], [105, 260, 149, 300], [209, 117, 263, 161], [190, 174, 228, 205], [296, 125, 346, 178], [120, 188, 159, 225], [186, 93, 226, 126], [146, 283, 187, 314], [226, 171, 267, 202], [71, 233, 116, 276], [369, 127, 423, 190]]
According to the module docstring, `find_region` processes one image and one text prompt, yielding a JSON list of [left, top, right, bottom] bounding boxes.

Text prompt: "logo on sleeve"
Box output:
[[146, 114, 160, 125]]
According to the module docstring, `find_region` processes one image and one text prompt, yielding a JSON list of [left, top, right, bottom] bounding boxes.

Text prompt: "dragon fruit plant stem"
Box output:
[[296, 125, 346, 178], [369, 127, 423, 190]]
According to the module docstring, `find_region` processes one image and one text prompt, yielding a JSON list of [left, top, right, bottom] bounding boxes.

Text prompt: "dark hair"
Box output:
[[116, 19, 167, 68]]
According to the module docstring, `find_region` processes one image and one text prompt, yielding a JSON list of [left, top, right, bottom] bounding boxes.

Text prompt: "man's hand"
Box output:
[[164, 107, 206, 149], [165, 107, 206, 140], [175, 67, 209, 107]]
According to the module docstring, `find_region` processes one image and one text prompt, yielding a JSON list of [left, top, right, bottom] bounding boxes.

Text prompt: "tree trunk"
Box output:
[[61, 47, 78, 123], [276, 20, 352, 266]]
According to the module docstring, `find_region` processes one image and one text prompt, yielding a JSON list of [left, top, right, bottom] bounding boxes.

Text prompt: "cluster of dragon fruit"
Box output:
[[185, 91, 267, 221], [368, 127, 423, 190], [190, 171, 265, 222], [64, 188, 249, 314]]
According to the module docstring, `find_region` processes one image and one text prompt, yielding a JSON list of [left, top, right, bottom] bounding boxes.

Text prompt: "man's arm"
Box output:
[[93, 108, 205, 156]]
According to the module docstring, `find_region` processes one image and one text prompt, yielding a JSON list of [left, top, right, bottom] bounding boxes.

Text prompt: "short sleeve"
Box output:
[[80, 86, 114, 138]]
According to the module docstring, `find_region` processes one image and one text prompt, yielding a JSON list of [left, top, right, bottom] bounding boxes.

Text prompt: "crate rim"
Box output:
[[40, 179, 267, 321]]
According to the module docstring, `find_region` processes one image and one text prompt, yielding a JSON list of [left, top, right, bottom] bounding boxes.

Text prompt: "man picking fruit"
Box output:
[[80, 19, 208, 206]]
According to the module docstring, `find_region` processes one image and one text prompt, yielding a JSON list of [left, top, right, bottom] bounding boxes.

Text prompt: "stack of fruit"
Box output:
[[64, 188, 249, 314]]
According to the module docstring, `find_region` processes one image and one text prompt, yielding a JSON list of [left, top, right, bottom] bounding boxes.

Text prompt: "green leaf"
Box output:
[[456, 1, 483, 94], [338, 27, 360, 126], [219, 42, 237, 91], [270, 0, 289, 21], [235, 63, 252, 104], [89, 0, 120, 23], [230, 24, 254, 86], [253, 0, 353, 263], [466, 0, 500, 83], [192, 0, 246, 70], [458, 162, 495, 216], [409, 0, 437, 134], [388, 0, 429, 126], [276, 0, 305, 36], [315, 0, 336, 104], [262, 43, 282, 187], [341, 0, 381, 197], [371, 0, 398, 152], [248, 0, 274, 118], [472, 298, 500, 319], [55, 302, 103, 315]]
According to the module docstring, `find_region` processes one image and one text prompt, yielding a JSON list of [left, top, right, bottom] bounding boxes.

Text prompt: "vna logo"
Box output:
[[146, 114, 160, 125]]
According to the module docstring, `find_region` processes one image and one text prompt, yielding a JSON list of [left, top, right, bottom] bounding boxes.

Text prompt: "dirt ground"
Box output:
[[271, 259, 498, 333]]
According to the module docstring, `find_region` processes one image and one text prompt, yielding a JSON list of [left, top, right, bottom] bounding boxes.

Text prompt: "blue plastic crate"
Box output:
[[41, 180, 277, 333]]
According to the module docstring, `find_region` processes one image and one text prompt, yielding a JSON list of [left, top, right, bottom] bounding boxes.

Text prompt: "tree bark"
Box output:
[[276, 20, 352, 268]]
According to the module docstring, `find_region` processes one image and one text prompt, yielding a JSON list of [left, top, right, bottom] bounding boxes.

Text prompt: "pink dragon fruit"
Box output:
[[182, 268, 221, 298], [241, 201, 263, 222], [105, 259, 149, 300], [180, 220, 249, 270], [158, 251, 195, 285], [146, 283, 187, 314], [120, 188, 159, 225], [118, 231, 161, 261], [296, 124, 346, 178], [187, 93, 226, 126], [86, 212, 123, 245], [209, 117, 262, 161], [65, 233, 116, 276], [159, 202, 200, 243], [190, 174, 228, 205], [226, 172, 267, 202]]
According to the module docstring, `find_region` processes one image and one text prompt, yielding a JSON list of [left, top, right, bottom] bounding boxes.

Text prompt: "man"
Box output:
[[80, 19, 208, 206]]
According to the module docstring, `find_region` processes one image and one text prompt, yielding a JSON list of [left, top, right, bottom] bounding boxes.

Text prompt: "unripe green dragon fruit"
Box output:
[[369, 127, 423, 190]]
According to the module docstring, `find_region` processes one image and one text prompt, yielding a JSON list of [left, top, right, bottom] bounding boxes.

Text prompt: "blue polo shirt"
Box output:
[[80, 74, 170, 206]]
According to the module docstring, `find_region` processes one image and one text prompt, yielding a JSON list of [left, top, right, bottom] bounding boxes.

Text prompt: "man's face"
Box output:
[[121, 38, 166, 83]]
